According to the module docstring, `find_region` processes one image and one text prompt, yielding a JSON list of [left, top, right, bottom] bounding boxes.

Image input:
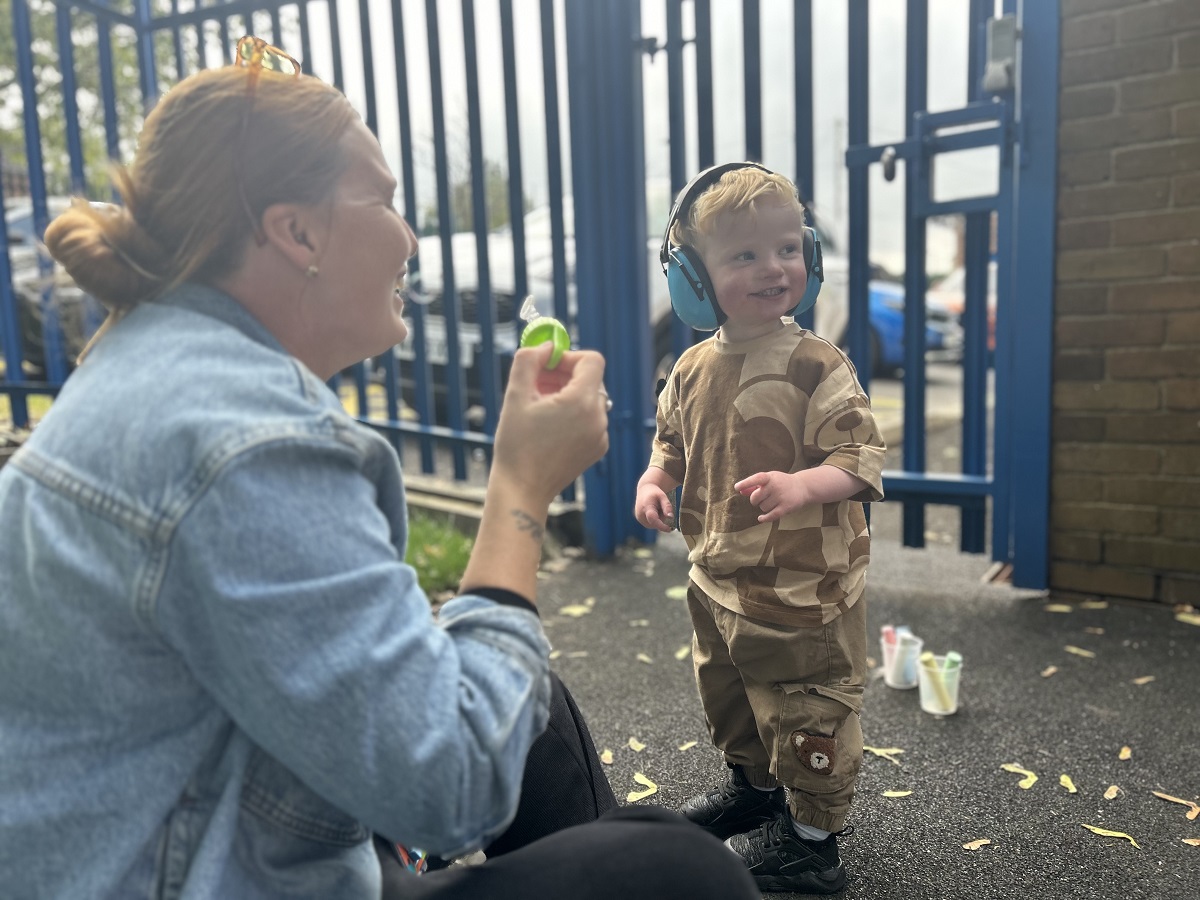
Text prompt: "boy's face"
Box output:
[[698, 199, 809, 340]]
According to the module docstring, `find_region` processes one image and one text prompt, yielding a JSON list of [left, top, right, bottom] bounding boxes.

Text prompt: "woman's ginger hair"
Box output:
[[44, 65, 358, 354], [669, 167, 803, 251]]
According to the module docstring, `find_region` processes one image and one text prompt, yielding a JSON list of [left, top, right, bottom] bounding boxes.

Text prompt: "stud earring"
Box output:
[[305, 264, 319, 279]]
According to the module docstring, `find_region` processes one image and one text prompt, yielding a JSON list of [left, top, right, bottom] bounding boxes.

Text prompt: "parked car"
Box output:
[[858, 277, 963, 378], [927, 261, 997, 359], [3, 198, 107, 377]]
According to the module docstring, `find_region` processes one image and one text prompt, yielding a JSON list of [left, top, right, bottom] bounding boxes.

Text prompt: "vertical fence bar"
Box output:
[[538, 0, 569, 326], [133, 0, 159, 113], [959, 0, 992, 553], [297, 0, 313, 74], [498, 0, 528, 443], [0, 161, 30, 428], [741, 0, 761, 161], [425, 0, 469, 478], [664, 0, 691, 369], [461, 0, 499, 437], [327, 0, 344, 91], [55, 6, 87, 195], [793, 0, 815, 332], [357, 0, 377, 134], [901, 0, 929, 548], [170, 0, 185, 76], [389, 0, 434, 471], [845, 1, 870, 384], [693, 0, 713, 169], [568, 0, 651, 555], [1009, 0, 1057, 588]]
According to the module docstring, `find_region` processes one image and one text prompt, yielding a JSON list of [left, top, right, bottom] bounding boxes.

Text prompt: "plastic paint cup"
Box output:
[[918, 652, 962, 716], [882, 632, 923, 689], [519, 316, 570, 369]]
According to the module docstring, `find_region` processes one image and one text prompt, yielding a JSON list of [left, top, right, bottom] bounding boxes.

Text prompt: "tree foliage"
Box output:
[[0, 0, 144, 198]]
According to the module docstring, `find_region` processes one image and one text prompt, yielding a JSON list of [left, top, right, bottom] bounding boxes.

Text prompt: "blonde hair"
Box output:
[[44, 65, 359, 352], [670, 166, 802, 250]]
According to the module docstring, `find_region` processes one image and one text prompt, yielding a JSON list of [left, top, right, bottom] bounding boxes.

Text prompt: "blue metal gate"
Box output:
[[0, 0, 1056, 587]]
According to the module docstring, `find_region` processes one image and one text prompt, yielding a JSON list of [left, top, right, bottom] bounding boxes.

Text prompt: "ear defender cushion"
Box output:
[[667, 244, 724, 331], [789, 227, 824, 318]]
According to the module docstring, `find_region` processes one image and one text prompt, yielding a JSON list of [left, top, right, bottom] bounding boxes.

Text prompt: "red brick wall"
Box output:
[[1054, 0, 1200, 605]]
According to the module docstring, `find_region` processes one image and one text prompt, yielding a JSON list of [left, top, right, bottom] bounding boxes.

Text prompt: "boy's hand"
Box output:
[[735, 472, 810, 523], [736, 465, 869, 523], [634, 482, 675, 533]]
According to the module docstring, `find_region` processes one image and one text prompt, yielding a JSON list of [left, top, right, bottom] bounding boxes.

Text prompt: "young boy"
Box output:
[[634, 163, 885, 894]]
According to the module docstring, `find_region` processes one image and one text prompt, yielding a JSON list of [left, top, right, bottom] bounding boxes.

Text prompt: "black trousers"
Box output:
[[376, 673, 759, 900]]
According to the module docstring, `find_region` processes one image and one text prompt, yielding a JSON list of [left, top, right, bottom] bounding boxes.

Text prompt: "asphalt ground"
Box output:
[[536, 523, 1200, 899]]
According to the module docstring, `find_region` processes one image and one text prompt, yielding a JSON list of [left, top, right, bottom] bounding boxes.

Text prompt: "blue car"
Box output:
[[856, 279, 962, 378]]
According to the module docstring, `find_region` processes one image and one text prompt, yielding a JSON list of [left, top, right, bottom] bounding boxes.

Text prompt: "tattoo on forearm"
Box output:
[[511, 509, 545, 542]]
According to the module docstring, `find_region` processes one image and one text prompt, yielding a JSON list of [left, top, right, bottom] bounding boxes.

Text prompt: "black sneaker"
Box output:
[[724, 811, 849, 894], [680, 765, 786, 840]]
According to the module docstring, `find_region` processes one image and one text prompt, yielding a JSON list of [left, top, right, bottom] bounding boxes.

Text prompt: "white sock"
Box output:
[[791, 819, 832, 842]]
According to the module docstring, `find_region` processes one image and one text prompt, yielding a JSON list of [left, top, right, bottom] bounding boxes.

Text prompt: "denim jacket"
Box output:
[[0, 284, 551, 899]]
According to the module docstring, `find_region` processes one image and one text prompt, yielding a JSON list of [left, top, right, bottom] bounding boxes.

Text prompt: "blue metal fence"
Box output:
[[0, 0, 1056, 587]]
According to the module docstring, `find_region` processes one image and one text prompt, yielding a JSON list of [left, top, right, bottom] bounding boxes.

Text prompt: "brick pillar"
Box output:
[[1053, 0, 1200, 605]]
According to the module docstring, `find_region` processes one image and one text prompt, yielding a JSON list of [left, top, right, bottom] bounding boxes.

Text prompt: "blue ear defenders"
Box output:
[[659, 161, 824, 331]]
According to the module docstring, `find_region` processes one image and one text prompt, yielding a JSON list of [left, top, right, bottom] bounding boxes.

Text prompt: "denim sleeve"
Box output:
[[152, 430, 551, 858]]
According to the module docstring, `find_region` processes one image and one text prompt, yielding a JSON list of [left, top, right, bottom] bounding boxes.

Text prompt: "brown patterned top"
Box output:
[[649, 323, 886, 626]]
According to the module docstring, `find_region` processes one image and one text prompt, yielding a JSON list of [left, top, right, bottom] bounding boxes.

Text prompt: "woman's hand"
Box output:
[[490, 342, 610, 510]]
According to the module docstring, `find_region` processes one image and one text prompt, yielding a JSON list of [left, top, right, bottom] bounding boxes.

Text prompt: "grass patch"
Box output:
[[406, 511, 474, 597]]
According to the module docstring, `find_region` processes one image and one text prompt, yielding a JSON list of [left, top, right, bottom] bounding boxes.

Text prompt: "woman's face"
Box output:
[[309, 120, 417, 370]]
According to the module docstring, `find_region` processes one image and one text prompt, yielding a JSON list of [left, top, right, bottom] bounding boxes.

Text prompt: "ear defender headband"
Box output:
[[659, 161, 824, 331]]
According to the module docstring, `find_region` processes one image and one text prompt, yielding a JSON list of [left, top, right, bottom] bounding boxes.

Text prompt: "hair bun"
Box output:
[[43, 202, 166, 311]]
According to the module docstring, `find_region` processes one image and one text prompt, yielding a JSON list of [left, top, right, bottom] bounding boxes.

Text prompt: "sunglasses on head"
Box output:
[[234, 35, 302, 80], [231, 36, 303, 243]]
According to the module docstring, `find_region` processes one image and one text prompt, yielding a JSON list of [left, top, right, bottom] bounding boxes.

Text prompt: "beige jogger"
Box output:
[[687, 583, 867, 833]]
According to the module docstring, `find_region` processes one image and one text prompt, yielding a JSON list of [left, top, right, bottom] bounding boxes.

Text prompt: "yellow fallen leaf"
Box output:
[[636, 653, 654, 665], [1064, 645, 1096, 658], [1131, 675, 1155, 686], [674, 645, 691, 660], [678, 740, 697, 752], [1044, 603, 1074, 613], [1183, 838, 1200, 847], [626, 772, 659, 802], [1080, 823, 1140, 849], [1119, 746, 1132, 760], [632, 548, 653, 559], [1151, 791, 1200, 820], [600, 749, 613, 765], [863, 746, 905, 766], [665, 585, 689, 601], [1001, 763, 1038, 789], [1080, 600, 1108, 610], [1060, 774, 1078, 794], [1084, 627, 1105, 635], [882, 790, 912, 798], [629, 619, 650, 627], [558, 604, 593, 618], [1041, 666, 1058, 678], [549, 649, 562, 660], [962, 839, 992, 851], [1176, 612, 1200, 626], [1104, 785, 1121, 800], [628, 737, 646, 752]]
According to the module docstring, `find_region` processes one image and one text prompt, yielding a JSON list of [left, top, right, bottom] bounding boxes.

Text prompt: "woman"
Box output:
[[0, 40, 757, 900]]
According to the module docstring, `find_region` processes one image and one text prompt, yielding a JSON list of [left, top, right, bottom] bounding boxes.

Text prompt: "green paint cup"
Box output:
[[519, 316, 570, 369]]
